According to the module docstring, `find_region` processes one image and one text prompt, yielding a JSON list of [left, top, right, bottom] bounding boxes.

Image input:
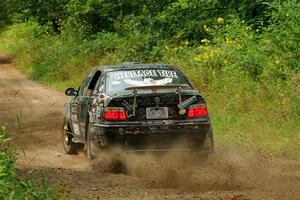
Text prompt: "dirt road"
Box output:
[[1, 53, 300, 200]]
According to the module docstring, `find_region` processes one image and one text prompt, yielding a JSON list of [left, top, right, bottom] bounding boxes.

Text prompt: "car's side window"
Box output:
[[88, 71, 101, 90], [94, 73, 105, 93], [78, 78, 88, 96], [84, 71, 101, 96]]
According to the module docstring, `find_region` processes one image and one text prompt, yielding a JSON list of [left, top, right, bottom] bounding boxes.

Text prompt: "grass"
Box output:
[[0, 124, 67, 199]]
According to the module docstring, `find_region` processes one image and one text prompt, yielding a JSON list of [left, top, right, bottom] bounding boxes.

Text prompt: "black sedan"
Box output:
[[62, 63, 214, 159]]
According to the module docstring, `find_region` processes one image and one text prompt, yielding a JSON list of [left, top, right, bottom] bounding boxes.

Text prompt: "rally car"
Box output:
[[62, 63, 214, 159]]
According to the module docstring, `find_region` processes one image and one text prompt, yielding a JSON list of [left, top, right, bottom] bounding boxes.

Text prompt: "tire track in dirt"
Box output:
[[1, 53, 300, 200]]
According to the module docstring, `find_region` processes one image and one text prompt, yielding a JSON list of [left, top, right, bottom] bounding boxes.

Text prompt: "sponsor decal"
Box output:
[[71, 104, 79, 114], [72, 124, 80, 135], [178, 96, 198, 109], [112, 70, 178, 80]]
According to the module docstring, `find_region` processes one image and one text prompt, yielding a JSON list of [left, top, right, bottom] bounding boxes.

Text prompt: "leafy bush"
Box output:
[[0, 125, 17, 197], [0, 125, 67, 199]]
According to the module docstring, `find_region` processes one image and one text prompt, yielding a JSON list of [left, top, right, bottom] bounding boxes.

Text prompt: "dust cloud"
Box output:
[[89, 147, 279, 194]]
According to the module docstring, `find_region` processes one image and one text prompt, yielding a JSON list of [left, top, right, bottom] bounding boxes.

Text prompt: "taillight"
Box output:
[[187, 104, 208, 118], [104, 107, 127, 120]]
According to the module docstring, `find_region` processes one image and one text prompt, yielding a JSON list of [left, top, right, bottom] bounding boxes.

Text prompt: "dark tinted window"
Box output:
[[88, 71, 101, 90]]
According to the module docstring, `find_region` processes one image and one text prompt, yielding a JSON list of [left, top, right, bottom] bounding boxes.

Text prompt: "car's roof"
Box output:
[[92, 63, 179, 72]]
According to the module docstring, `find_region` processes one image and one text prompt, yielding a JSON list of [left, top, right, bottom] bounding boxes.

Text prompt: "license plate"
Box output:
[[146, 107, 168, 119]]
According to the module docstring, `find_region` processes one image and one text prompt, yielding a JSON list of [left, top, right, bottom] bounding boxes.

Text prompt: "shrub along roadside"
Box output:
[[0, 124, 66, 199]]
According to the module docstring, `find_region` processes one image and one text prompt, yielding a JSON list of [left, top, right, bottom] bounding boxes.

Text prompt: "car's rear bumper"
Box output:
[[93, 118, 210, 128], [92, 118, 211, 151]]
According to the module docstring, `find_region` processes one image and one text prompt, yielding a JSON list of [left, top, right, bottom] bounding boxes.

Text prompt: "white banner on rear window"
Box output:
[[113, 70, 178, 80]]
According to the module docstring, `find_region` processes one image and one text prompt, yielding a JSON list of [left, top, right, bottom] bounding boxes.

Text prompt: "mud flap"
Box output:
[[200, 128, 214, 154], [65, 103, 71, 121], [88, 111, 108, 147]]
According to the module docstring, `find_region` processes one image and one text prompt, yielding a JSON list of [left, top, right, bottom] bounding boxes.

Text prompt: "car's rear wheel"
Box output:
[[192, 128, 214, 161], [62, 119, 83, 154]]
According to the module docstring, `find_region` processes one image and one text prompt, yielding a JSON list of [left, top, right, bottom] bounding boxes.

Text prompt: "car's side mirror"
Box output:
[[65, 88, 78, 96]]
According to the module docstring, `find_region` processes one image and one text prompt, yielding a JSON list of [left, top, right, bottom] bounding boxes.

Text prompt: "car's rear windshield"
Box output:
[[106, 69, 192, 93]]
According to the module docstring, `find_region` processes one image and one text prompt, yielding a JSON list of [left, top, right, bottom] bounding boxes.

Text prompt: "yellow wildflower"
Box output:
[[179, 46, 184, 50], [225, 37, 231, 45], [217, 17, 224, 23], [235, 39, 241, 49], [165, 45, 170, 51], [201, 39, 210, 44], [223, 60, 228, 65], [203, 52, 209, 60], [275, 60, 280, 64], [193, 55, 201, 62], [204, 25, 209, 32]]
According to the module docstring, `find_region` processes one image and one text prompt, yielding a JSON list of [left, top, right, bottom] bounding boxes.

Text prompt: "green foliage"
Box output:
[[0, 0, 274, 37], [0, 0, 12, 30], [0, 125, 67, 199], [3, 0, 69, 33], [0, 125, 17, 197]]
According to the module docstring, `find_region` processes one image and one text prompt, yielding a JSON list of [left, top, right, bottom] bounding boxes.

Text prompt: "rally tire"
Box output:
[[62, 119, 83, 154], [194, 127, 214, 160]]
